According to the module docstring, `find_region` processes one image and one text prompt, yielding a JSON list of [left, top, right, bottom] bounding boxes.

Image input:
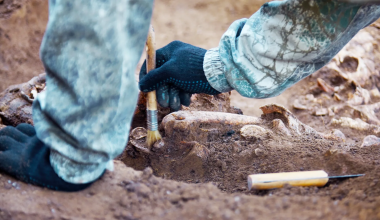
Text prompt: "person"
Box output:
[[0, 0, 379, 191]]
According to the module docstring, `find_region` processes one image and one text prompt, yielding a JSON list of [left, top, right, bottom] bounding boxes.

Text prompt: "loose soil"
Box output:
[[2, 0, 380, 220]]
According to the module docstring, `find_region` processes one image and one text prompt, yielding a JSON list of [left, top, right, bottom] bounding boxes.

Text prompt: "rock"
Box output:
[[324, 129, 346, 142], [254, 148, 265, 157], [0, 73, 45, 126], [361, 135, 380, 148], [240, 125, 269, 140], [293, 99, 308, 110], [347, 87, 371, 106], [350, 102, 380, 125], [370, 89, 380, 99], [314, 108, 328, 116], [142, 167, 153, 179], [317, 78, 334, 93]]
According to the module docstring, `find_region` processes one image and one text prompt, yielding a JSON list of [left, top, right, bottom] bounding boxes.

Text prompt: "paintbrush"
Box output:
[[146, 24, 162, 148]]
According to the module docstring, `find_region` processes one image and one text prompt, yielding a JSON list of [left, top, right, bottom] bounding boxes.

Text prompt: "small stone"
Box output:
[[152, 139, 165, 150], [324, 129, 346, 142], [314, 108, 328, 116], [324, 149, 338, 157], [305, 94, 315, 101], [317, 78, 334, 93], [370, 89, 380, 99], [221, 161, 227, 172], [334, 94, 342, 101], [254, 148, 265, 157], [361, 135, 380, 148], [293, 99, 308, 110], [328, 108, 335, 117], [347, 87, 371, 105], [142, 167, 153, 179], [12, 182, 20, 189]]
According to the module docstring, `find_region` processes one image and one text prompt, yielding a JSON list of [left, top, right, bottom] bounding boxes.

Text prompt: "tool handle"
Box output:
[[248, 170, 329, 190], [146, 25, 157, 111]]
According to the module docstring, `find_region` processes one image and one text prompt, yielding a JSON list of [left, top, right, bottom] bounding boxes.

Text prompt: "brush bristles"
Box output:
[[147, 130, 162, 147]]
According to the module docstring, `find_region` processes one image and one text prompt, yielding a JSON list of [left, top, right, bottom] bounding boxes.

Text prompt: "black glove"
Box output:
[[139, 41, 220, 111], [0, 124, 95, 191]]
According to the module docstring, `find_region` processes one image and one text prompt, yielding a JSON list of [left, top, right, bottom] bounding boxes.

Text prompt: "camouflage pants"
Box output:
[[33, 0, 153, 183]]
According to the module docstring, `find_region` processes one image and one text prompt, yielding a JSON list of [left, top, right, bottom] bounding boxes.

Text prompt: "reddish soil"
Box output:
[[2, 1, 380, 220]]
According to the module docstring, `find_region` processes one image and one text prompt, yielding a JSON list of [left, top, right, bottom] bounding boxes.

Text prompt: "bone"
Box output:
[[332, 117, 380, 136], [260, 104, 323, 138], [161, 111, 262, 143]]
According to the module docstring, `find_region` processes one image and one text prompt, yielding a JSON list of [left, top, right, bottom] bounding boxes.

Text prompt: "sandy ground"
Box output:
[[2, 0, 380, 220]]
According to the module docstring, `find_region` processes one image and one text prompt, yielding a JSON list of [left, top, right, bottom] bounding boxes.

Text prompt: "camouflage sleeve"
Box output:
[[32, 0, 153, 184], [203, 0, 380, 98]]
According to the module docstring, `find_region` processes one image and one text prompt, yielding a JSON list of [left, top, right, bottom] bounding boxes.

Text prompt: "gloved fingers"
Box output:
[[0, 136, 22, 151], [16, 123, 36, 137], [0, 150, 15, 172], [139, 50, 168, 82], [179, 91, 192, 107], [156, 84, 170, 108], [0, 126, 29, 143], [169, 87, 181, 111], [139, 60, 174, 93]]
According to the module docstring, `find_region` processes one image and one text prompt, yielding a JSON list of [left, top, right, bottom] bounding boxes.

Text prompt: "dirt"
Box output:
[[2, 0, 380, 220]]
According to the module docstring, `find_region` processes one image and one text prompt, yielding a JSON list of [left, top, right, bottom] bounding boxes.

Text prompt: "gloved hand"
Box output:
[[0, 124, 95, 191], [139, 41, 220, 111]]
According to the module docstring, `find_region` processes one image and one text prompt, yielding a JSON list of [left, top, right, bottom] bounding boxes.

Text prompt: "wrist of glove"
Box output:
[[139, 41, 221, 111], [0, 124, 96, 191]]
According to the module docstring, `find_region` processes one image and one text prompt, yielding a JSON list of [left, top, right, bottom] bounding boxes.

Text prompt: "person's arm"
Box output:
[[204, 1, 380, 98], [139, 1, 380, 111]]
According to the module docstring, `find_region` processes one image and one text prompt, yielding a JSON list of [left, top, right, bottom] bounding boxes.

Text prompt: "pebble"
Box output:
[[361, 135, 380, 148], [254, 148, 265, 157], [314, 108, 328, 116], [142, 167, 153, 179]]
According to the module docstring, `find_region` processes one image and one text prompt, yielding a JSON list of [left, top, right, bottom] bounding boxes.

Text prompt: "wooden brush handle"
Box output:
[[146, 25, 157, 111], [248, 170, 329, 190]]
